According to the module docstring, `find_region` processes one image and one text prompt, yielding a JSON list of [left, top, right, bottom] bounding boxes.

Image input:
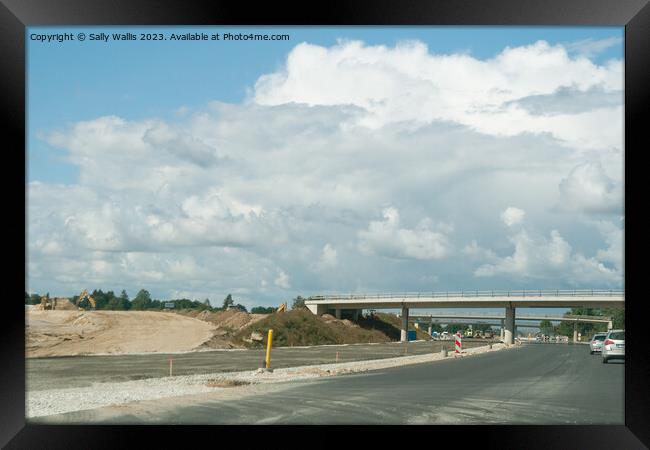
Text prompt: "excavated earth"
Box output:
[[26, 310, 217, 358]]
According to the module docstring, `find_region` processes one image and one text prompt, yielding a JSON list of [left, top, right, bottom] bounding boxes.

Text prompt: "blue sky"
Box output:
[[26, 27, 624, 314]]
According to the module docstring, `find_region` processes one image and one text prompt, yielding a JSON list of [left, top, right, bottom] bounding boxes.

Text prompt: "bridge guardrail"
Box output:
[[307, 289, 623, 301]]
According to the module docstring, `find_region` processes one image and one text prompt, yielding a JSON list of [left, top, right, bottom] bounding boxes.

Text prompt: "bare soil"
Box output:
[[26, 310, 216, 358], [173, 309, 268, 349]]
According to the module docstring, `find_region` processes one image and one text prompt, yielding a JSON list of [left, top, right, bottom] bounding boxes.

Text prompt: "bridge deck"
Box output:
[[305, 290, 624, 310]]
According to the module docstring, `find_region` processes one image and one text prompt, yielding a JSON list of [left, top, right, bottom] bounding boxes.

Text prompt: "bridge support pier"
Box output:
[[335, 309, 342, 320], [573, 321, 578, 343], [504, 305, 515, 345], [607, 320, 613, 331], [401, 306, 409, 342], [500, 320, 504, 340], [428, 321, 432, 336]]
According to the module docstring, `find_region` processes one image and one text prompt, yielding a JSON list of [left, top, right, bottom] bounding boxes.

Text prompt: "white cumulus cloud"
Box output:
[[358, 208, 452, 260], [274, 270, 291, 289], [253, 39, 622, 151], [501, 207, 526, 227], [559, 161, 622, 213]]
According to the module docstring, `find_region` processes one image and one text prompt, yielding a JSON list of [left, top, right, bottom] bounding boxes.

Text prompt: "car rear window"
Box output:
[[593, 335, 606, 341], [609, 332, 625, 340]]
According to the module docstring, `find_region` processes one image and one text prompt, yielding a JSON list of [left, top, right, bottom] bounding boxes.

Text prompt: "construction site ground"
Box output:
[[27, 338, 496, 391], [25, 307, 501, 420], [27, 341, 509, 419]]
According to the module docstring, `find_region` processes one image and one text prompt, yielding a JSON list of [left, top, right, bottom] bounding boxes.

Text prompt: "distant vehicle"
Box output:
[[589, 333, 608, 354], [431, 331, 439, 340], [602, 330, 625, 363], [483, 331, 493, 339], [440, 331, 451, 340]]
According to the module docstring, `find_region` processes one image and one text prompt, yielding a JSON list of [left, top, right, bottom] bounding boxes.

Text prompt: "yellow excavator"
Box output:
[[39, 290, 95, 310], [276, 302, 287, 313], [75, 289, 97, 310]]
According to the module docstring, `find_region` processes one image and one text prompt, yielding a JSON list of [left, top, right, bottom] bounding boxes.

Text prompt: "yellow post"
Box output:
[[265, 329, 274, 369]]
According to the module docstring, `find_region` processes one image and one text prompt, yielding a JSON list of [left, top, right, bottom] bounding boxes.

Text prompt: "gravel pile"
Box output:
[[27, 342, 512, 418]]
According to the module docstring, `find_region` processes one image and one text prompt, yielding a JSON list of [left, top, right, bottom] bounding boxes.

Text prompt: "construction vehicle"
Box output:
[[276, 302, 287, 313], [39, 294, 55, 310], [75, 289, 96, 310], [39, 294, 78, 310]]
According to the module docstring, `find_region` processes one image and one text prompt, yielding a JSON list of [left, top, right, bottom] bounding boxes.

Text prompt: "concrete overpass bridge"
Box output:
[[304, 289, 624, 344], [406, 313, 613, 342]]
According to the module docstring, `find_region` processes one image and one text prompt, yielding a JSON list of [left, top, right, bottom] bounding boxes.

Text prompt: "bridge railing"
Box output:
[[307, 289, 623, 301]]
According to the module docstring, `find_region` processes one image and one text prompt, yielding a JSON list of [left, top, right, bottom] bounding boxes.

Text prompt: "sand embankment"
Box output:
[[26, 310, 216, 358]]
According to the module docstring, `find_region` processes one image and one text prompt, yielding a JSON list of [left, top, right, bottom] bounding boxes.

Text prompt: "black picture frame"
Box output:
[[2, 0, 648, 447]]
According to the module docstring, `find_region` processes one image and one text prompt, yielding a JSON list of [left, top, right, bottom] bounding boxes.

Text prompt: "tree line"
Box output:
[[538, 307, 624, 337], [25, 289, 215, 311], [25, 290, 310, 314]]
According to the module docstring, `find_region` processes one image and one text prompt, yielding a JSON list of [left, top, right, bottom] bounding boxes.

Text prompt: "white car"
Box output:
[[602, 329, 625, 363], [589, 332, 608, 354]]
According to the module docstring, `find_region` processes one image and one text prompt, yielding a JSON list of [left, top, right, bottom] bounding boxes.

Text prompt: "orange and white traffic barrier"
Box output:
[[455, 331, 462, 354]]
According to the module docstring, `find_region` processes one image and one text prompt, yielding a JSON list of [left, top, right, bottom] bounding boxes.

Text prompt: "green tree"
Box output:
[[251, 306, 276, 314], [223, 294, 234, 309], [90, 289, 106, 309], [107, 296, 127, 310], [231, 303, 248, 313], [131, 289, 153, 310], [291, 296, 306, 310], [539, 319, 554, 335], [554, 307, 609, 337], [28, 293, 42, 305], [602, 307, 625, 329]]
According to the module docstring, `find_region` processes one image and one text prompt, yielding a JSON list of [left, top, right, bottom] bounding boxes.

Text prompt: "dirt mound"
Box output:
[[26, 310, 215, 358], [177, 309, 269, 350], [234, 309, 397, 348], [35, 298, 78, 310], [175, 309, 267, 331]]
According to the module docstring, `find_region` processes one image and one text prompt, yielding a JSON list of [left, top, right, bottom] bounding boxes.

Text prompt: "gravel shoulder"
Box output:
[[27, 342, 513, 419]]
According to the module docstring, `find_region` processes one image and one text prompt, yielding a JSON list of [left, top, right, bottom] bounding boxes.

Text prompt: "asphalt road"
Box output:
[[34, 343, 624, 424], [26, 339, 492, 391]]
